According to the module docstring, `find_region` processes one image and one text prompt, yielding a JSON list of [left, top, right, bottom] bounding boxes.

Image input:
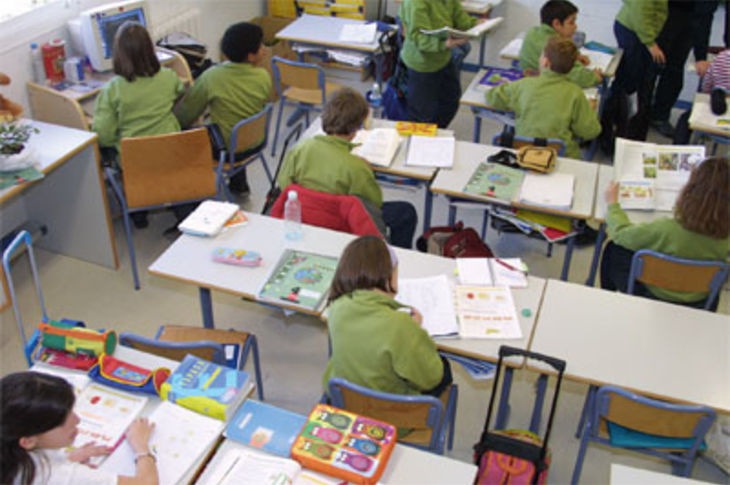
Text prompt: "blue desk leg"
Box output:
[[529, 374, 548, 434], [199, 287, 215, 329], [472, 108, 482, 143], [479, 35, 486, 69], [560, 227, 576, 281], [585, 222, 606, 286], [575, 384, 597, 438], [424, 187, 433, 233], [496, 367, 514, 430], [448, 202, 457, 226]]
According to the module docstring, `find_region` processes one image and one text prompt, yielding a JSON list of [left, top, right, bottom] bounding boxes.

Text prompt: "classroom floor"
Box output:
[[1, 69, 728, 484]]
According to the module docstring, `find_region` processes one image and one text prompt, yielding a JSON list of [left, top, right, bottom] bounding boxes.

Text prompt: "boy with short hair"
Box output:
[[176, 22, 272, 196], [487, 36, 601, 159], [277, 88, 417, 248], [519, 0, 601, 88]]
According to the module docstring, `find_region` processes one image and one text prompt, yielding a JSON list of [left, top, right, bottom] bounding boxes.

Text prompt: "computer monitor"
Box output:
[[78, 0, 150, 72]]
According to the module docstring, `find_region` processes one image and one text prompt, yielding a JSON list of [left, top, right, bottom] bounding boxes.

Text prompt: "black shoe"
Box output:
[[228, 182, 251, 198], [130, 213, 148, 229], [650, 119, 675, 138]]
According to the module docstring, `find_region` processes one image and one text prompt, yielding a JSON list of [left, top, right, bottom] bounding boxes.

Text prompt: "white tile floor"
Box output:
[[1, 69, 727, 484]]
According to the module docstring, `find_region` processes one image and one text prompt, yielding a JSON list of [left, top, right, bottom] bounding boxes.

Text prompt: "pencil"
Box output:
[[494, 258, 526, 274]]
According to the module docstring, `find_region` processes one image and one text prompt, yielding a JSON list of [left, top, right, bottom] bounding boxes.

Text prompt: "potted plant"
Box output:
[[0, 121, 39, 172]]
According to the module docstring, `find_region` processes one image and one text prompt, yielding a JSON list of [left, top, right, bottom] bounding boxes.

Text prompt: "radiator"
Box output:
[[150, 8, 202, 41]]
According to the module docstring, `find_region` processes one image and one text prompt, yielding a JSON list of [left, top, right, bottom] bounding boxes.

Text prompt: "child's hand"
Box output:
[[605, 181, 619, 205], [592, 68, 604, 83], [126, 417, 155, 454], [695, 60, 711, 77], [648, 43, 665, 64], [410, 308, 423, 326], [67, 442, 111, 467], [578, 54, 590, 66], [445, 36, 469, 48]]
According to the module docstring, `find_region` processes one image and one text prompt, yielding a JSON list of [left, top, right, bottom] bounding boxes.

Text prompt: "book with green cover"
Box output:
[[463, 162, 525, 202], [0, 166, 43, 190]]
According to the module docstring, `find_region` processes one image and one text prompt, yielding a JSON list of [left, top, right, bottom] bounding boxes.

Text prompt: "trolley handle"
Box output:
[[499, 345, 566, 373]]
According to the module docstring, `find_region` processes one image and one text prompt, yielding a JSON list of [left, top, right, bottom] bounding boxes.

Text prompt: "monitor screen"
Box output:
[[95, 7, 146, 60]]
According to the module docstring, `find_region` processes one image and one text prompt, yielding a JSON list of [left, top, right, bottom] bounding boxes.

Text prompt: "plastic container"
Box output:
[[30, 43, 46, 84], [284, 190, 302, 240], [368, 82, 382, 108], [572, 31, 586, 49], [41, 39, 66, 83]]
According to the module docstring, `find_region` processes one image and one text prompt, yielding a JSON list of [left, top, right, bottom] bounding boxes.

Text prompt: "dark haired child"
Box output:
[[1, 372, 158, 485], [177, 22, 272, 196], [600, 157, 730, 311], [322, 236, 451, 401], [487, 36, 601, 159], [519, 0, 601, 88], [277, 88, 417, 248]]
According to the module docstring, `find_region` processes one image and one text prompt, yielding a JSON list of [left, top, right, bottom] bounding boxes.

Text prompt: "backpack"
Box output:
[[416, 222, 494, 258]]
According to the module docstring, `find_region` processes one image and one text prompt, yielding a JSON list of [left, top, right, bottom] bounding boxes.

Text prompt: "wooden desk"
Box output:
[[529, 279, 730, 414], [0, 120, 118, 309], [429, 141, 599, 280], [196, 421, 478, 485], [689, 92, 730, 152]]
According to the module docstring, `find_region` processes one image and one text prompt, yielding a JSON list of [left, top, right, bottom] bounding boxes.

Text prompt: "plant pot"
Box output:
[[0, 146, 35, 172]]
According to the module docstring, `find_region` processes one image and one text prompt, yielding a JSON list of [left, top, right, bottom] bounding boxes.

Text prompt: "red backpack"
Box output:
[[416, 222, 494, 258]]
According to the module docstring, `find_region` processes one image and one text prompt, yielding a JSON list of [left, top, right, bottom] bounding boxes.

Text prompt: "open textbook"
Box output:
[[351, 128, 402, 167], [614, 138, 705, 211], [421, 16, 503, 39], [456, 257, 528, 288]]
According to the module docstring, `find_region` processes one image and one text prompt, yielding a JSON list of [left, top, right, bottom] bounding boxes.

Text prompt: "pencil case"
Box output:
[[88, 353, 171, 396], [516, 146, 556, 173], [38, 320, 117, 357]]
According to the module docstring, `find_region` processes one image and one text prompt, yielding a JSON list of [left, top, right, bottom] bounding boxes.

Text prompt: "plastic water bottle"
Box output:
[[369, 82, 382, 108], [30, 43, 45, 84], [284, 190, 302, 240]]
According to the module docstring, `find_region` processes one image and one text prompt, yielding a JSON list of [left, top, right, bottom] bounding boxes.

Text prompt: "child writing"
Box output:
[[1, 371, 158, 485], [92, 21, 186, 228], [600, 157, 729, 311], [519, 0, 602, 88], [176, 22, 272, 197], [486, 36, 601, 159], [322, 236, 451, 401], [277, 88, 417, 248]]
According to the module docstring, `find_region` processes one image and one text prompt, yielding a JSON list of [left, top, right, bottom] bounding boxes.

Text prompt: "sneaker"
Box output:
[[651, 119, 675, 138], [130, 212, 148, 229]]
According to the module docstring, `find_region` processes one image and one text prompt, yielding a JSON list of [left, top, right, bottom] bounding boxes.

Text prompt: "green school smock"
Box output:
[[322, 290, 445, 396], [277, 134, 383, 208], [615, 0, 668, 46], [92, 67, 185, 151], [606, 203, 730, 303], [519, 24, 600, 88], [485, 69, 601, 159], [399, 0, 476, 73], [175, 62, 272, 147]]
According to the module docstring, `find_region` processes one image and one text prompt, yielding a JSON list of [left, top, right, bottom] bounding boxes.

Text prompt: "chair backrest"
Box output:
[[157, 47, 193, 84], [120, 127, 217, 209], [270, 184, 382, 237], [27, 83, 88, 131], [492, 133, 567, 157], [230, 103, 273, 157], [271, 56, 325, 96], [591, 386, 715, 447], [119, 332, 227, 366], [628, 249, 730, 310], [327, 377, 445, 452]]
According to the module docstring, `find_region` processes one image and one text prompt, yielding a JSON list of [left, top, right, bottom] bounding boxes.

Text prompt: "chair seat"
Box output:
[[283, 81, 344, 105], [400, 428, 434, 446]]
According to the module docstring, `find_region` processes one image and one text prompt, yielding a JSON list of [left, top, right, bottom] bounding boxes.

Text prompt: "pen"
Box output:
[[494, 258, 526, 274]]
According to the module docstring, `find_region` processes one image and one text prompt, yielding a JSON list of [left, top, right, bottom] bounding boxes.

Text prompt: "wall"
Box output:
[[0, 0, 265, 113]]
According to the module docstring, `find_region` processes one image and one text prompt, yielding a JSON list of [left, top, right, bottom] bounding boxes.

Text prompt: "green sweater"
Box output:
[[519, 24, 600, 88], [615, 0, 668, 46], [322, 290, 444, 396], [399, 0, 476, 72], [606, 203, 730, 302], [277, 135, 383, 208], [175, 62, 272, 147], [93, 68, 185, 150], [485, 70, 601, 159]]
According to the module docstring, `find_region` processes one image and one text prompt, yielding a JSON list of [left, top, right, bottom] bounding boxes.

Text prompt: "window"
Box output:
[[0, 0, 59, 22]]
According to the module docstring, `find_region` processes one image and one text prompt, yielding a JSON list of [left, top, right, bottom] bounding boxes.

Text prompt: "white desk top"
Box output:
[[300, 117, 439, 181], [430, 142, 598, 219], [593, 164, 672, 224], [275, 14, 380, 53], [689, 92, 730, 137], [196, 428, 478, 485], [610, 463, 713, 484], [529, 279, 730, 414], [0, 120, 98, 204]]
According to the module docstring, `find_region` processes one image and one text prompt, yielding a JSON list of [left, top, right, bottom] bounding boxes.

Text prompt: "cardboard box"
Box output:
[[250, 16, 297, 101]]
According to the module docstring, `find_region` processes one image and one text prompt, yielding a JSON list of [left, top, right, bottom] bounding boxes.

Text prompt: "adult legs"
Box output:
[[436, 61, 462, 129], [382, 201, 417, 249], [405, 61, 462, 128]]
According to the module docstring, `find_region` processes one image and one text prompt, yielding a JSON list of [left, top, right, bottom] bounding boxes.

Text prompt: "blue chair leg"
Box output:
[[571, 423, 592, 485], [472, 110, 482, 143], [259, 154, 274, 185], [480, 210, 489, 240], [123, 208, 140, 290], [271, 99, 286, 157], [250, 335, 264, 401], [447, 384, 458, 451]]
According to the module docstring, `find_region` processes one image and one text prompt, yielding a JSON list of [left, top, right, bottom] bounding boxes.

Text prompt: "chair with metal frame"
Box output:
[[571, 385, 716, 484], [327, 377, 458, 455], [105, 127, 223, 290], [119, 324, 264, 401], [270, 56, 344, 157], [627, 249, 730, 311]]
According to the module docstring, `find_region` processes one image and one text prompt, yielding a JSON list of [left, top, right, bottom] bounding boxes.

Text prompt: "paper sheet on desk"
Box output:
[[396, 275, 459, 337], [405, 135, 455, 168], [339, 23, 377, 44]]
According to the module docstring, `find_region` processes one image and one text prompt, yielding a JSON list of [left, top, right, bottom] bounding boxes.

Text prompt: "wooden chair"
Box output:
[[571, 386, 716, 483], [219, 103, 274, 200], [105, 128, 222, 289], [270, 56, 344, 156], [27, 83, 89, 131], [327, 377, 458, 455], [628, 249, 730, 311], [120, 324, 264, 400], [157, 47, 193, 85]]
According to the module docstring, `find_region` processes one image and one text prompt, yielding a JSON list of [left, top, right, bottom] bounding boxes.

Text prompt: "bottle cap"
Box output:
[[31, 42, 38, 49], [287, 190, 298, 200]]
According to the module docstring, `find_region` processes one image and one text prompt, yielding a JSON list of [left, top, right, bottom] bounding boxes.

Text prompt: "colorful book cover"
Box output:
[[225, 400, 307, 457], [160, 354, 250, 421], [478, 67, 523, 89], [258, 249, 338, 312], [463, 162, 525, 202], [0, 166, 44, 190], [395, 121, 438, 137], [291, 404, 397, 485]]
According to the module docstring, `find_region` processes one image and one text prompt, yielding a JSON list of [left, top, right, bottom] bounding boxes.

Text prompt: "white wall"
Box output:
[[0, 0, 266, 113]]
